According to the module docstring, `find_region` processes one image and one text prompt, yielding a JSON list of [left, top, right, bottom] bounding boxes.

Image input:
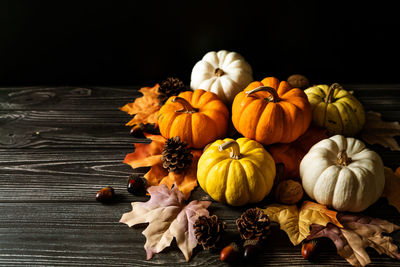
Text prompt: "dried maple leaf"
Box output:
[[307, 214, 400, 267], [382, 167, 400, 212], [262, 201, 343, 245], [120, 184, 211, 261], [361, 111, 400, 151], [123, 134, 201, 198], [120, 84, 160, 129]]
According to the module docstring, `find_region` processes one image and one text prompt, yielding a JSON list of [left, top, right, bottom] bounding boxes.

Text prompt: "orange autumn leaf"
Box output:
[[123, 134, 201, 198], [145, 150, 202, 198], [123, 134, 166, 168], [120, 84, 160, 127]]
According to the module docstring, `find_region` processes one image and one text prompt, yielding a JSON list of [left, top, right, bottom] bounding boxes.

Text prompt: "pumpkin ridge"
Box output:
[[278, 101, 299, 142], [239, 159, 268, 203], [206, 158, 232, 203], [332, 167, 359, 211], [242, 99, 267, 139], [226, 160, 250, 205], [253, 102, 276, 144], [158, 105, 178, 138], [334, 101, 359, 136], [314, 165, 341, 206], [332, 101, 344, 134], [347, 164, 382, 205]]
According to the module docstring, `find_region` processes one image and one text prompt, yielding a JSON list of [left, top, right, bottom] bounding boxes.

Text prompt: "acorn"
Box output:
[[243, 239, 259, 262], [96, 186, 115, 203], [127, 176, 146, 196], [220, 242, 240, 263], [302, 239, 319, 260]]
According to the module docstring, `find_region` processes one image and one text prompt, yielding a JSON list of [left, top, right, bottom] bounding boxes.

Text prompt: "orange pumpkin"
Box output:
[[268, 125, 328, 180], [232, 77, 312, 145], [158, 89, 229, 149]]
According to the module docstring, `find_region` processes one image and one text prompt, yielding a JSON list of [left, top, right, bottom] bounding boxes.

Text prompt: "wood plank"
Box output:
[[0, 202, 399, 266], [0, 86, 141, 111], [0, 149, 135, 202], [0, 110, 138, 148]]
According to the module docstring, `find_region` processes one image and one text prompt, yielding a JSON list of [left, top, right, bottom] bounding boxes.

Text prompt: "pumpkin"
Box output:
[[300, 135, 385, 212], [268, 124, 328, 180], [232, 77, 312, 145], [190, 50, 253, 104], [304, 83, 365, 136], [158, 89, 229, 149], [197, 138, 276, 206]]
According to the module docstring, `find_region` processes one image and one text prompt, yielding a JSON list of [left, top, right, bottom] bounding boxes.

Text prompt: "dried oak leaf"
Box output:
[[361, 111, 400, 151], [382, 167, 400, 212], [120, 184, 211, 261], [120, 84, 160, 129], [307, 214, 400, 267], [262, 201, 343, 245], [123, 134, 201, 198]]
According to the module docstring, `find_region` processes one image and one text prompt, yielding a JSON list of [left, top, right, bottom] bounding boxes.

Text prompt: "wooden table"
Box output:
[[1, 85, 400, 266]]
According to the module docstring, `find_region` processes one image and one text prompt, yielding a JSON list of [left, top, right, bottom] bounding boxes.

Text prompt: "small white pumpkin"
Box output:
[[300, 135, 385, 212], [190, 50, 253, 104]]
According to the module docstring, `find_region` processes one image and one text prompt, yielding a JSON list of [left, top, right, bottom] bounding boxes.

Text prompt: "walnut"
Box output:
[[275, 179, 304, 204], [287, 74, 309, 90]]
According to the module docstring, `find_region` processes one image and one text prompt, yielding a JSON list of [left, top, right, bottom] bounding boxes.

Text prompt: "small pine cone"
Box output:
[[161, 136, 193, 173], [194, 215, 226, 250], [157, 77, 188, 106], [236, 208, 270, 240]]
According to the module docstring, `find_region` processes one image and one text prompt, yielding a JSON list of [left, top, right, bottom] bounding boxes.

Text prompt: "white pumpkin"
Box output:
[[300, 135, 385, 212], [190, 50, 253, 104]]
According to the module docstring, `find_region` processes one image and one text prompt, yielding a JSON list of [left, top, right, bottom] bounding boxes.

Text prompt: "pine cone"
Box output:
[[157, 77, 188, 106], [161, 136, 193, 173], [194, 215, 226, 250], [236, 208, 270, 240]]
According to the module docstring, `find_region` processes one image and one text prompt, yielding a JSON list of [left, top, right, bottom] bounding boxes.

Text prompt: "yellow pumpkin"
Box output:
[[304, 83, 365, 136], [197, 138, 275, 206]]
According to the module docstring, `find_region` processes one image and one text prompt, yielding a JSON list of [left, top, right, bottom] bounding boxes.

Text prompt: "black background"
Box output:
[[1, 0, 399, 86]]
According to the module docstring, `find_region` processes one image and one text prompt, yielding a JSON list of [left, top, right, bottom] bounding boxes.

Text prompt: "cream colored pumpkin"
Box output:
[[190, 50, 253, 104], [300, 135, 385, 212]]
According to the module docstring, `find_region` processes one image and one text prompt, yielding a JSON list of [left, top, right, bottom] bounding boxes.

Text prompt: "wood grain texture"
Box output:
[[1, 85, 400, 266], [0, 86, 141, 110], [0, 110, 137, 148]]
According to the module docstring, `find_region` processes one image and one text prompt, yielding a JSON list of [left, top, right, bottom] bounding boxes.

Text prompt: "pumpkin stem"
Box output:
[[325, 83, 343, 104], [215, 68, 225, 77], [172, 97, 198, 113], [219, 140, 241, 160], [245, 86, 281, 103], [337, 150, 352, 166]]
